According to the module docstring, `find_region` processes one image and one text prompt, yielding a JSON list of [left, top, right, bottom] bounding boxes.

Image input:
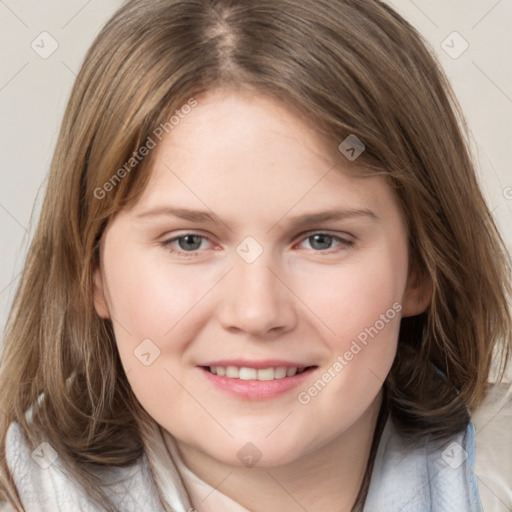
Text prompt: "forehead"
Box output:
[[158, 88, 337, 174], [128, 88, 402, 229]]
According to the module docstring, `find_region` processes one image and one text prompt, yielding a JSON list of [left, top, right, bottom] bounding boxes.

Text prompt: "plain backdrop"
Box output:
[[1, 0, 511, 341]]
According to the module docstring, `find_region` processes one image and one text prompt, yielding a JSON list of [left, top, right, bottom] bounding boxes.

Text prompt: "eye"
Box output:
[[163, 234, 213, 256], [161, 231, 354, 258], [297, 232, 354, 252]]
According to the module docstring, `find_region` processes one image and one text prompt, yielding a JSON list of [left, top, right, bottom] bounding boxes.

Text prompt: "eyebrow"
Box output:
[[135, 206, 378, 227], [283, 208, 378, 225], [136, 207, 221, 223]]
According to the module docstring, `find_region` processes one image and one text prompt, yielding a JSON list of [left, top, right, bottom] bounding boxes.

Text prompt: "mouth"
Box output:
[[203, 365, 313, 381], [198, 362, 318, 400]]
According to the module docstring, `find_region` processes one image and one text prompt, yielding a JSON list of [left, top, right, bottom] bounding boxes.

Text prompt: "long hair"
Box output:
[[1, 0, 510, 510]]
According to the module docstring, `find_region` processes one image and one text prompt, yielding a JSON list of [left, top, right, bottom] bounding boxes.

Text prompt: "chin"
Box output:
[[202, 433, 312, 469]]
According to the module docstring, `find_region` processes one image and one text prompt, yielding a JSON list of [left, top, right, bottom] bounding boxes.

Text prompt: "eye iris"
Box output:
[[310, 234, 332, 250], [178, 235, 202, 251]]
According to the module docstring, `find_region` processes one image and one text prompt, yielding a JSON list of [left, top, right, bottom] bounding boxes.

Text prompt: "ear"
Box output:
[[93, 266, 111, 319], [401, 267, 432, 317]]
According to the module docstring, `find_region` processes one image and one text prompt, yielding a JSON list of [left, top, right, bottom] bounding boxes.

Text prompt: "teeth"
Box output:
[[239, 367, 257, 380], [208, 366, 306, 381], [274, 367, 287, 379], [257, 368, 275, 381], [226, 366, 239, 378]]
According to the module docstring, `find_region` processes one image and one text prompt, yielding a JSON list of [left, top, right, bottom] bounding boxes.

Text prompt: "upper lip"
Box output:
[[200, 359, 313, 369]]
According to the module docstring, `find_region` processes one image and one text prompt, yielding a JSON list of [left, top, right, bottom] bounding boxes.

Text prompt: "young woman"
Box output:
[[1, 0, 510, 510]]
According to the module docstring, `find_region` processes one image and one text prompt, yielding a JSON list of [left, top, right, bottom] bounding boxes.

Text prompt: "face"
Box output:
[[94, 88, 428, 467]]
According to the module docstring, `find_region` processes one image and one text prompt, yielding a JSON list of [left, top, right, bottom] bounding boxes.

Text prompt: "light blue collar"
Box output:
[[364, 416, 482, 511]]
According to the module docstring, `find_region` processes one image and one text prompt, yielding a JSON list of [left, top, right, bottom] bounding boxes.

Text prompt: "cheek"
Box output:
[[102, 248, 223, 384], [287, 266, 403, 456], [293, 246, 407, 396], [101, 252, 212, 420], [104, 247, 214, 335], [298, 255, 406, 346]]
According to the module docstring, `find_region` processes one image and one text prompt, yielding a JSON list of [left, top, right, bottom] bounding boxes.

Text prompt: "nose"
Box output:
[[216, 252, 298, 337]]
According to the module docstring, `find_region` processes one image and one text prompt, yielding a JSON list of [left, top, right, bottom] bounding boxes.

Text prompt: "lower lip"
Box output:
[[199, 367, 316, 400]]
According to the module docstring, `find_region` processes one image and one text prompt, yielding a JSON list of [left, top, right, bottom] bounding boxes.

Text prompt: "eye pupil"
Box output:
[[310, 234, 332, 250], [178, 235, 202, 251]]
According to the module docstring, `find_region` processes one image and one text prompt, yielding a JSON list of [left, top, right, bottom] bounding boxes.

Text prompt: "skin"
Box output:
[[94, 87, 430, 512]]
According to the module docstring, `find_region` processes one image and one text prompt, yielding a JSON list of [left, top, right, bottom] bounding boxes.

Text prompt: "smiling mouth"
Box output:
[[203, 365, 316, 381]]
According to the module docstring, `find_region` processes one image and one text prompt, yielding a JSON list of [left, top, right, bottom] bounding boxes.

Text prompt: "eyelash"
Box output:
[[161, 232, 354, 258]]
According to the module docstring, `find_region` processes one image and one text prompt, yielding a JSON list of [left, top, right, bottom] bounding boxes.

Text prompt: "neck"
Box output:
[[174, 391, 384, 512]]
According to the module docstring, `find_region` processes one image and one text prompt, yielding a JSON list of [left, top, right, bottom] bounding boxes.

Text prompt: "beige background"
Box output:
[[1, 0, 511, 337]]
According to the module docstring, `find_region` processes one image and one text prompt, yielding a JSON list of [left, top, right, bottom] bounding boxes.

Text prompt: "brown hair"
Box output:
[[1, 0, 510, 510]]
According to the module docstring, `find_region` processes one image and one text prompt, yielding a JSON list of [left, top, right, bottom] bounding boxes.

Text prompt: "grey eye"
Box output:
[[177, 234, 204, 251], [308, 234, 334, 250]]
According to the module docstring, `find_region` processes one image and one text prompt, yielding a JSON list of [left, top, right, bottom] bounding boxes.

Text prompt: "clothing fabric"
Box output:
[[363, 414, 481, 511], [3, 383, 511, 511], [148, 415, 484, 512]]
